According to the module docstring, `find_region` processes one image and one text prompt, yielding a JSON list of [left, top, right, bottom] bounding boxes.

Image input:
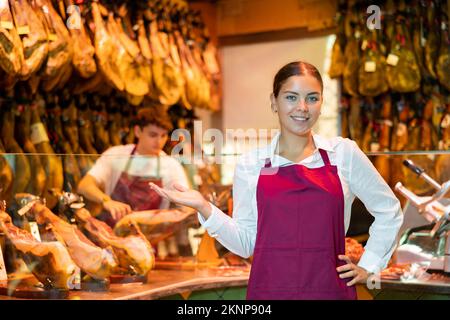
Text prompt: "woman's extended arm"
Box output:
[[150, 157, 258, 258]]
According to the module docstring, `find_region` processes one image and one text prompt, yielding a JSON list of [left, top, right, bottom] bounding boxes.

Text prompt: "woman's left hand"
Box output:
[[336, 255, 370, 286]]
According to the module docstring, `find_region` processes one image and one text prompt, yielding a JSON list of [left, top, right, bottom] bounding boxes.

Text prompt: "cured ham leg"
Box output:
[[0, 0, 23, 76], [9, 0, 48, 79], [114, 209, 196, 246], [23, 199, 117, 280], [91, 1, 124, 91], [0, 207, 77, 289], [74, 208, 154, 276]]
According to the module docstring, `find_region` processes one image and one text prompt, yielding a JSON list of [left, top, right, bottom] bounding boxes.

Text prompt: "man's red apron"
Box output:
[[98, 146, 163, 228], [247, 149, 357, 300]]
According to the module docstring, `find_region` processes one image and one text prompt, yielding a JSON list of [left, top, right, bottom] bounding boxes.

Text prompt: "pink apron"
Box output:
[[247, 149, 357, 300], [97, 146, 163, 228]]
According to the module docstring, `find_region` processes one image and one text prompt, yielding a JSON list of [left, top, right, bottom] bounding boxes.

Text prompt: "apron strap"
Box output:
[[124, 145, 161, 178], [318, 149, 331, 166], [123, 145, 137, 173]]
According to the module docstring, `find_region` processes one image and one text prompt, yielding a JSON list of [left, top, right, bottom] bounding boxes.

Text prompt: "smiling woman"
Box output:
[[270, 62, 324, 163], [149, 61, 404, 300]]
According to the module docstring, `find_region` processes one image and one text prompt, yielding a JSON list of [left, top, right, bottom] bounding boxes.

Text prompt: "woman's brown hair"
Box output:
[[273, 61, 323, 98]]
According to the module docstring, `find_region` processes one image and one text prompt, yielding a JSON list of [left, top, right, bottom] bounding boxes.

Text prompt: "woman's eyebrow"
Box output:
[[282, 91, 320, 96], [282, 91, 299, 95]]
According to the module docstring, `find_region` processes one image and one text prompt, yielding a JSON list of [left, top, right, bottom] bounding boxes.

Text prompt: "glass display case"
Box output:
[[0, 150, 449, 300]]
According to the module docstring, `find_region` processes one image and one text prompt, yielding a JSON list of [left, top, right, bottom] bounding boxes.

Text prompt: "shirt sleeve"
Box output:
[[348, 140, 404, 274], [87, 149, 113, 188], [198, 157, 257, 258]]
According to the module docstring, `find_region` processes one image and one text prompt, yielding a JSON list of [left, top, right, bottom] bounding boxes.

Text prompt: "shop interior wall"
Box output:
[[190, 0, 339, 152], [220, 34, 339, 154]]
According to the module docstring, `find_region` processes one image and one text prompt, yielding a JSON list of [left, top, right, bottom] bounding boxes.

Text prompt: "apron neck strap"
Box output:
[[123, 145, 137, 172], [265, 149, 331, 168], [124, 145, 161, 177], [318, 149, 331, 166]]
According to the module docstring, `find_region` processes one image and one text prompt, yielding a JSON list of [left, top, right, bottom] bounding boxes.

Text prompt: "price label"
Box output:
[[17, 25, 30, 35], [67, 267, 81, 290], [29, 222, 41, 242], [48, 33, 58, 41], [18, 201, 35, 216], [30, 122, 50, 144], [364, 61, 376, 72], [421, 37, 427, 47], [386, 53, 399, 66], [361, 40, 368, 50], [383, 120, 393, 127], [441, 114, 450, 129], [397, 123, 407, 136], [370, 142, 380, 152], [0, 240, 7, 282], [0, 20, 13, 30]]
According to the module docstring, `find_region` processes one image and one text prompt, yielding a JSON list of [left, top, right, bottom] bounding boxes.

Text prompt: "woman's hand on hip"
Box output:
[[103, 199, 132, 221], [336, 255, 370, 286], [149, 182, 212, 217]]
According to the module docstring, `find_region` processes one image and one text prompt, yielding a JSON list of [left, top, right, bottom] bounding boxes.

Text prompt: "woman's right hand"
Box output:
[[103, 199, 132, 221], [149, 183, 212, 218]]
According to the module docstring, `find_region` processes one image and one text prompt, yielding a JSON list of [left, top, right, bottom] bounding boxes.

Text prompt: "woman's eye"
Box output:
[[286, 95, 297, 101], [307, 96, 319, 103]]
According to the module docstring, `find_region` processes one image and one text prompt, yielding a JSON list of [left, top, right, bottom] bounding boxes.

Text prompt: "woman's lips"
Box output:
[[290, 115, 310, 121]]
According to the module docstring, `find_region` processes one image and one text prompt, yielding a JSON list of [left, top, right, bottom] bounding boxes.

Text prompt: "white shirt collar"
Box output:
[[132, 144, 167, 157], [257, 131, 335, 164]]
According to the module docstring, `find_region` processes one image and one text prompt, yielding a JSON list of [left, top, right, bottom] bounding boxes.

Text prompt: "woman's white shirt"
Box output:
[[198, 132, 404, 274]]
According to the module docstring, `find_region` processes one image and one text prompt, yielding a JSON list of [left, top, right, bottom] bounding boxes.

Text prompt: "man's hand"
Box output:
[[336, 255, 370, 286], [102, 199, 132, 221]]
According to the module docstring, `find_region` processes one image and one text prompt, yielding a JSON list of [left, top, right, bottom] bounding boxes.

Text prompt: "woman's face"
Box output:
[[271, 75, 322, 136]]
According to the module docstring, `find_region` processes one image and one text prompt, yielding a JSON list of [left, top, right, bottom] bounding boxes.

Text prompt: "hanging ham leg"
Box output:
[[30, 96, 63, 209], [14, 102, 46, 197], [0, 139, 13, 203], [0, 0, 23, 76], [1, 106, 31, 195], [46, 99, 81, 192], [61, 97, 93, 177], [91, 1, 124, 91], [66, 0, 96, 78], [9, 0, 48, 79]]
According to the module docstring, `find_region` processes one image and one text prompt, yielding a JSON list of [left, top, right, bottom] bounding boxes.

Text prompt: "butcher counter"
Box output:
[[0, 267, 250, 300], [1, 268, 450, 300], [368, 274, 450, 300]]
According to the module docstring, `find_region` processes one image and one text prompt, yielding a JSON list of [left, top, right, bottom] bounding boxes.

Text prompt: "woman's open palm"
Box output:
[[149, 182, 211, 215]]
